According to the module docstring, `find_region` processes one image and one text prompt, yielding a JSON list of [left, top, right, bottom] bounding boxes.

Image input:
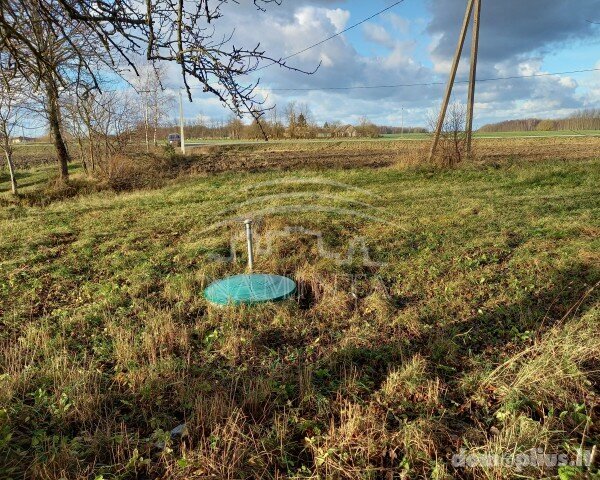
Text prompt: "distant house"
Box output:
[[333, 125, 358, 138], [11, 136, 35, 144]]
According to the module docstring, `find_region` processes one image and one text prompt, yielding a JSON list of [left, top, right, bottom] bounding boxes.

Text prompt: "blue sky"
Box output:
[[163, 0, 600, 128]]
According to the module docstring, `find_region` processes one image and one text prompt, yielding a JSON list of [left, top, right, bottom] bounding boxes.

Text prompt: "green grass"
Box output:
[[0, 163, 56, 193], [1, 157, 599, 479], [185, 130, 600, 145], [473, 130, 600, 138]]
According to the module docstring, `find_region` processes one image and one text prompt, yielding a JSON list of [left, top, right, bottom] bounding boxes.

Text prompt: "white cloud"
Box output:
[[325, 8, 350, 33], [386, 13, 410, 35], [363, 23, 396, 49], [383, 42, 418, 69]]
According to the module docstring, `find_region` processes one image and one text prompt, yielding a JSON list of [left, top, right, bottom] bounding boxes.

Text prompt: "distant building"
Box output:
[[11, 136, 35, 144], [333, 125, 357, 138]]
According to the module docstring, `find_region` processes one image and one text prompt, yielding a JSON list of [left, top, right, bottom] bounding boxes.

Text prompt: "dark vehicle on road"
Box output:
[[167, 133, 181, 147]]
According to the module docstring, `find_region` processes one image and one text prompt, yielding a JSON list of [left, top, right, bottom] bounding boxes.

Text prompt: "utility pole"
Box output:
[[466, 0, 482, 158], [428, 0, 479, 162], [144, 92, 150, 152], [401, 107, 404, 137], [178, 90, 186, 154]]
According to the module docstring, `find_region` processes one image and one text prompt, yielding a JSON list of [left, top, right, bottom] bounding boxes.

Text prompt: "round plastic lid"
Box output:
[[204, 274, 297, 306]]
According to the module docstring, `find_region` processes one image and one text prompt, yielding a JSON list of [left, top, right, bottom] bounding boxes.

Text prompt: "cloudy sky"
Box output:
[[170, 0, 600, 128]]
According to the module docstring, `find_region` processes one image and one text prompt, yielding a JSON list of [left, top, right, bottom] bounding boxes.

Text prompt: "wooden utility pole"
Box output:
[[466, 0, 482, 158], [428, 0, 481, 162]]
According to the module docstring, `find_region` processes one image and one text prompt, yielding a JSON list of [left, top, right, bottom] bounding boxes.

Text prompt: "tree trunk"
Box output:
[[83, 107, 96, 171], [76, 136, 88, 174], [88, 136, 95, 172], [4, 149, 18, 195], [45, 81, 69, 181]]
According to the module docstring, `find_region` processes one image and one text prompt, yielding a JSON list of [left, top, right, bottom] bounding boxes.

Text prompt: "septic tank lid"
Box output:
[[204, 273, 297, 306]]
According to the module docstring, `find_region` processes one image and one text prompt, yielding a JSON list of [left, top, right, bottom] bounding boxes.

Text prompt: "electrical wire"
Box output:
[[253, 1, 405, 72], [183, 68, 599, 92], [266, 67, 600, 92]]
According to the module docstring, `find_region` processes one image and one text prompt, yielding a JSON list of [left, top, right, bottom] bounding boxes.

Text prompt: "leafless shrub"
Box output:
[[357, 116, 381, 138], [98, 154, 164, 192], [428, 102, 468, 167]]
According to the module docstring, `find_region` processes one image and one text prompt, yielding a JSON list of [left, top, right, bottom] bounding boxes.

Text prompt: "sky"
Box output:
[[163, 0, 600, 128]]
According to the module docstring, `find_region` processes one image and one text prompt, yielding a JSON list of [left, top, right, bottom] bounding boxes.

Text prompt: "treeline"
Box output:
[[479, 109, 600, 132], [152, 102, 425, 141]]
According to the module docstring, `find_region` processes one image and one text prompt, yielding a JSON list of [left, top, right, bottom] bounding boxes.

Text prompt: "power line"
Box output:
[[254, 1, 405, 72], [266, 67, 600, 92], [181, 67, 599, 92]]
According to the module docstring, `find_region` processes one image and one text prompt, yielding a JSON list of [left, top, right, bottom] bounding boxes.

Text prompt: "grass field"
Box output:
[[471, 130, 600, 138], [181, 130, 600, 146], [1, 140, 599, 479]]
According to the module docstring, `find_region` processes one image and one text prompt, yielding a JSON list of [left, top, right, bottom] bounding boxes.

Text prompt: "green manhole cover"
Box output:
[[204, 274, 297, 306]]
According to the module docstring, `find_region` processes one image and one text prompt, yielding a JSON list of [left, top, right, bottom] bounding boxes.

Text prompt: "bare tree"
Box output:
[[132, 63, 175, 151], [0, 0, 316, 167], [284, 101, 298, 138], [93, 91, 140, 164], [0, 1, 107, 180], [0, 66, 31, 195], [268, 105, 285, 139], [65, 89, 139, 174], [297, 103, 314, 126], [357, 116, 380, 138], [63, 95, 90, 172], [227, 114, 244, 140]]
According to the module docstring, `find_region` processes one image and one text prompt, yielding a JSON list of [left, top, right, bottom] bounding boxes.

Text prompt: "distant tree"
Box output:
[[297, 103, 314, 126], [536, 119, 556, 131], [227, 115, 244, 140], [479, 118, 541, 133], [244, 119, 265, 139], [284, 102, 315, 138], [267, 106, 285, 139], [560, 109, 600, 131], [285, 102, 298, 138], [297, 113, 307, 128], [64, 94, 92, 172], [357, 116, 380, 138], [479, 110, 600, 133]]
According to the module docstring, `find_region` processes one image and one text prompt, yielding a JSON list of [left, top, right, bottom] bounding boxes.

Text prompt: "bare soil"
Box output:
[[183, 136, 600, 174]]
